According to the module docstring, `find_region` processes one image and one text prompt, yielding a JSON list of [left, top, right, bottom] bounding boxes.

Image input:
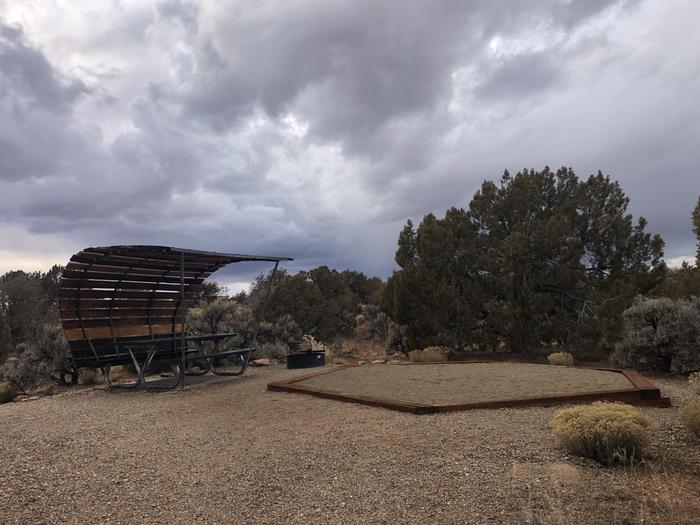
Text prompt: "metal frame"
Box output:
[[58, 246, 292, 390]]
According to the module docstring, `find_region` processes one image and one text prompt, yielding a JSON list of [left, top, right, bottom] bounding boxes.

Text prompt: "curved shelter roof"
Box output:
[[59, 245, 292, 368]]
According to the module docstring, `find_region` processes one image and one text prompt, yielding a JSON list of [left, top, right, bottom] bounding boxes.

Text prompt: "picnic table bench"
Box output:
[[59, 245, 291, 389]]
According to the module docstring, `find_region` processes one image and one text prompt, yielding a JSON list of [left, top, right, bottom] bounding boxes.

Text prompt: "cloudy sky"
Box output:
[[1, 0, 698, 290]]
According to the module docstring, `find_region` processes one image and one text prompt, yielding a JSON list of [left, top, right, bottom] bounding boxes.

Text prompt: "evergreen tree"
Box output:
[[384, 167, 665, 354]]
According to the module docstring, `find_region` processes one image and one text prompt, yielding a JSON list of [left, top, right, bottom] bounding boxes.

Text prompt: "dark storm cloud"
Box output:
[[474, 51, 562, 100], [0, 0, 698, 279]]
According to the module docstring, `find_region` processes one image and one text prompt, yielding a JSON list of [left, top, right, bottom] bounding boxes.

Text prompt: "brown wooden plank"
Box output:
[[64, 323, 183, 341], [60, 307, 179, 319], [61, 278, 197, 293], [68, 257, 212, 274], [66, 261, 206, 278], [61, 317, 182, 329], [59, 298, 180, 309], [72, 252, 214, 271], [62, 269, 205, 285], [77, 250, 217, 269], [59, 289, 190, 300]]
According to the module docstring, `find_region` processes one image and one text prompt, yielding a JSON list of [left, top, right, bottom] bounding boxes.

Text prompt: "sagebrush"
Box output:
[[408, 346, 448, 362], [616, 297, 700, 373], [0, 382, 15, 403], [680, 401, 700, 438], [547, 352, 574, 366], [688, 372, 700, 394], [550, 402, 651, 465]]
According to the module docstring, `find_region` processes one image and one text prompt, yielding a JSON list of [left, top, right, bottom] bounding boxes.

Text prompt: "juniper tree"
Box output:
[[384, 167, 665, 353]]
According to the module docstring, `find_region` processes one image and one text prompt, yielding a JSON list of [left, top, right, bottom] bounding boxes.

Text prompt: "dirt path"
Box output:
[[0, 366, 698, 524]]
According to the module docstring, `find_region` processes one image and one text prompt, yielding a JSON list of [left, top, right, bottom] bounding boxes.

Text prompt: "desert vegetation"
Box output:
[[1, 170, 699, 395], [550, 402, 652, 466], [547, 352, 574, 366], [680, 401, 700, 438]]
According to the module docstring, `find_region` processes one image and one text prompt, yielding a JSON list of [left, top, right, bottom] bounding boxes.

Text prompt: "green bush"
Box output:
[[256, 342, 288, 360], [547, 351, 574, 366], [680, 401, 700, 438], [550, 402, 652, 465], [0, 382, 15, 403], [616, 297, 700, 373]]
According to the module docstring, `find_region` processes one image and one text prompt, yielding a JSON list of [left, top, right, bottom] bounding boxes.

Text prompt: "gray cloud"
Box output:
[[0, 0, 698, 283]]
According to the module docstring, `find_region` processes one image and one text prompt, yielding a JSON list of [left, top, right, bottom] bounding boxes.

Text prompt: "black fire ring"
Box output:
[[286, 351, 326, 369]]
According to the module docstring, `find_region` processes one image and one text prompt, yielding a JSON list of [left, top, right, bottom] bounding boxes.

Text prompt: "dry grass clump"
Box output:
[[688, 371, 700, 394], [0, 382, 16, 403], [408, 346, 448, 362], [408, 350, 423, 362], [422, 346, 448, 362], [550, 402, 651, 465], [547, 351, 574, 366], [680, 401, 700, 438]]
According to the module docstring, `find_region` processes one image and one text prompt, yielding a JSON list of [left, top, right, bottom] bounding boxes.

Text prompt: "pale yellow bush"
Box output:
[[688, 372, 700, 394], [680, 401, 700, 438], [547, 351, 574, 366], [550, 402, 651, 465], [408, 350, 424, 363], [421, 346, 448, 362]]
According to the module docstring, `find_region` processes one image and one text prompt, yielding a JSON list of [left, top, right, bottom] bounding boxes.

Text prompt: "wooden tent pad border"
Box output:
[[267, 363, 671, 414]]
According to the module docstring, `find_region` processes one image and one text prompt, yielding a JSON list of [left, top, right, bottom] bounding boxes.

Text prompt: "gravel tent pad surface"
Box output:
[[290, 363, 635, 405], [1, 367, 698, 524]]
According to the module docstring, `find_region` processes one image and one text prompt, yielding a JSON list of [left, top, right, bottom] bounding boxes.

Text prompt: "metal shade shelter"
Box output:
[[59, 245, 292, 388]]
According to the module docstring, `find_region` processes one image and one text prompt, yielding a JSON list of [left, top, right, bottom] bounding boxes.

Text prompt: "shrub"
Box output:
[[0, 345, 52, 393], [0, 382, 15, 403], [688, 372, 700, 395], [547, 351, 574, 366], [256, 342, 288, 360], [80, 369, 97, 385], [616, 297, 700, 373], [422, 346, 448, 362], [550, 402, 652, 465], [408, 349, 424, 362], [680, 401, 700, 438], [408, 347, 449, 362]]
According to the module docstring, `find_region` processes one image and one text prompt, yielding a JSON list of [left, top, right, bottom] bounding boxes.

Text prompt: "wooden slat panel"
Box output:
[[76, 251, 215, 270], [60, 307, 179, 319], [59, 298, 180, 309], [67, 333, 183, 350], [61, 278, 195, 292], [68, 257, 212, 275], [62, 269, 205, 285], [64, 323, 183, 341], [93, 248, 231, 264], [59, 289, 190, 300], [66, 261, 203, 278], [61, 316, 182, 329]]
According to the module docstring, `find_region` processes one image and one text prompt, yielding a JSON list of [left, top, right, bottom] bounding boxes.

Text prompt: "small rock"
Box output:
[[19, 396, 41, 402], [251, 358, 271, 367], [371, 360, 386, 364], [357, 361, 367, 365]]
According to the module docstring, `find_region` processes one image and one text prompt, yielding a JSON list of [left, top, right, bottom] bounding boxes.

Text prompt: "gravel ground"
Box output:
[[0, 366, 698, 524], [297, 363, 634, 404]]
